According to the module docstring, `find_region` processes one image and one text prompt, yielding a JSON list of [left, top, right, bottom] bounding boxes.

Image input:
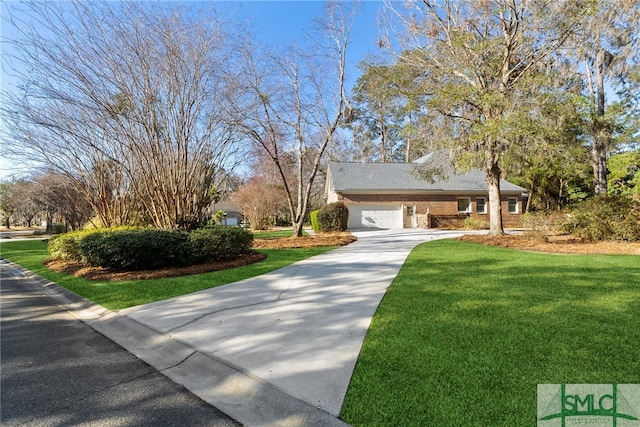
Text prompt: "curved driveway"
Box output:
[[120, 229, 463, 418]]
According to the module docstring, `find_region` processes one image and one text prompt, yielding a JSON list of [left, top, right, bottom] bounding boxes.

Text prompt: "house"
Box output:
[[209, 199, 243, 226], [325, 152, 526, 229]]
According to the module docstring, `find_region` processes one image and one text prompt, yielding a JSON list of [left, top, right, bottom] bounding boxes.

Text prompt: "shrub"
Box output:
[[50, 226, 255, 271], [49, 223, 68, 234], [317, 202, 349, 232], [562, 195, 640, 241], [79, 228, 191, 270], [188, 226, 253, 263], [48, 229, 104, 262], [310, 210, 320, 232], [521, 211, 568, 241], [462, 217, 490, 230]]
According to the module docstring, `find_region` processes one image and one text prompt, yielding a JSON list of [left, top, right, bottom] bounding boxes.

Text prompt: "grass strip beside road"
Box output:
[[341, 239, 640, 426], [0, 240, 335, 310]]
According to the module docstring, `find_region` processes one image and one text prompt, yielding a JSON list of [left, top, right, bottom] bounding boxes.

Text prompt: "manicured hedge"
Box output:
[[48, 226, 255, 271], [79, 229, 191, 270], [48, 227, 137, 262], [317, 202, 349, 232], [188, 226, 253, 263]]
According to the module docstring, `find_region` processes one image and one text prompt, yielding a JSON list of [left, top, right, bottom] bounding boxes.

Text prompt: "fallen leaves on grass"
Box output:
[[458, 234, 640, 255]]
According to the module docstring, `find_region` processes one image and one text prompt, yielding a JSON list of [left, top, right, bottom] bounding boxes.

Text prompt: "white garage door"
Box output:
[[223, 217, 238, 226], [348, 205, 403, 229]]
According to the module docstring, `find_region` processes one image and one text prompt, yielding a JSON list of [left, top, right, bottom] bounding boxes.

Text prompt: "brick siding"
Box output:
[[338, 193, 523, 228]]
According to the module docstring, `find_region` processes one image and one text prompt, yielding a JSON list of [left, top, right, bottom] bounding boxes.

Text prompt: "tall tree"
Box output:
[[235, 2, 354, 237], [566, 0, 640, 195], [384, 0, 585, 235], [607, 149, 640, 199], [1, 1, 245, 230], [346, 61, 428, 162], [347, 64, 402, 162]]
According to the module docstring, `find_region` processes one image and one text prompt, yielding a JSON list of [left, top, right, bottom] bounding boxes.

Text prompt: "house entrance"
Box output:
[[403, 205, 417, 228]]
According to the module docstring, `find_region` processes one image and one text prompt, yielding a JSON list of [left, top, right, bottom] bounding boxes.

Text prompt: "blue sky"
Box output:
[[0, 0, 385, 179], [229, 1, 384, 81]]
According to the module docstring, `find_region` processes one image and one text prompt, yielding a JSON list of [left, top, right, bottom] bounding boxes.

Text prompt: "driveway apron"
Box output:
[[120, 229, 463, 416]]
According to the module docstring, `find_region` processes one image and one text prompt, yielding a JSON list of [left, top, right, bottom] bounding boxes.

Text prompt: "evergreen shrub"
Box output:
[[78, 228, 191, 270], [49, 226, 256, 271], [310, 210, 320, 232], [48, 229, 105, 262], [317, 202, 349, 232], [188, 226, 253, 263]]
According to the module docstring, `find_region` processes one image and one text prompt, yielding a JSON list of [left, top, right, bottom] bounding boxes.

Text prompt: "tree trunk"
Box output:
[[592, 47, 608, 195], [486, 164, 504, 237], [525, 186, 533, 213], [293, 218, 305, 237]]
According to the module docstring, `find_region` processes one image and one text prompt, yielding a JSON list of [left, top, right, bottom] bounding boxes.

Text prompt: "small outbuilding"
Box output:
[[209, 199, 242, 226], [325, 152, 526, 229]]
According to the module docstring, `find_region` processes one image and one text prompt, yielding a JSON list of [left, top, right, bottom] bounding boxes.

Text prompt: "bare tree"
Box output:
[[1, 1, 246, 230], [233, 2, 355, 237], [32, 171, 94, 230], [230, 178, 288, 230], [0, 180, 18, 228]]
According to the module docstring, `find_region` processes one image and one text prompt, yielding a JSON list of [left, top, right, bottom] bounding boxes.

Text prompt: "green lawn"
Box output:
[[0, 240, 335, 310], [253, 229, 309, 239], [341, 240, 640, 426]]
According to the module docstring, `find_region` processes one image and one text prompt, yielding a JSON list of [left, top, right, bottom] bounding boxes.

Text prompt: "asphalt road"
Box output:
[[0, 263, 241, 427]]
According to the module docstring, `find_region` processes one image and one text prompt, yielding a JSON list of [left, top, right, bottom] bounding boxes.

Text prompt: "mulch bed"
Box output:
[[457, 234, 640, 255], [252, 232, 357, 249], [44, 251, 268, 281]]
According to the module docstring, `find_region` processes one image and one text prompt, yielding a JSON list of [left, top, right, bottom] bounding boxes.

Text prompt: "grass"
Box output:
[[340, 240, 640, 426], [252, 229, 309, 239], [0, 239, 335, 310]]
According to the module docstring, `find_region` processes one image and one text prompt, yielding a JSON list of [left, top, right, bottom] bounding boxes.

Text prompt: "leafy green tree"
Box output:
[[509, 146, 592, 211], [384, 0, 585, 235], [565, 0, 640, 194], [608, 150, 640, 199], [346, 62, 427, 162]]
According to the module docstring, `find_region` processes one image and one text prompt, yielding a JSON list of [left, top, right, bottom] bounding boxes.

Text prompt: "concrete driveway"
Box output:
[[120, 229, 464, 420]]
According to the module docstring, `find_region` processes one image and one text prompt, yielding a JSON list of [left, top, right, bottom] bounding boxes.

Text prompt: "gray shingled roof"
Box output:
[[328, 156, 526, 193]]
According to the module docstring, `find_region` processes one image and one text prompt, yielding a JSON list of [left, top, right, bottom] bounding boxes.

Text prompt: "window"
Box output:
[[406, 206, 415, 216], [457, 198, 471, 213], [476, 197, 487, 214], [508, 197, 519, 214]]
